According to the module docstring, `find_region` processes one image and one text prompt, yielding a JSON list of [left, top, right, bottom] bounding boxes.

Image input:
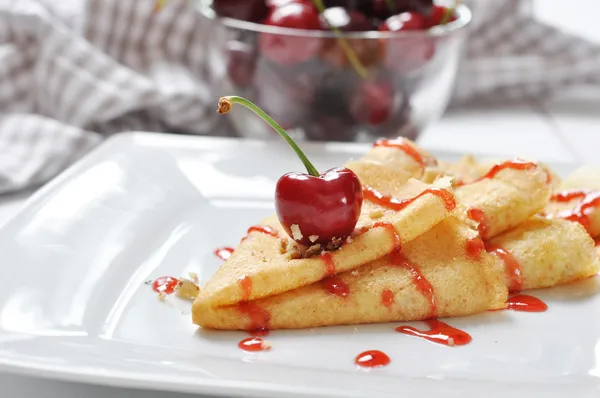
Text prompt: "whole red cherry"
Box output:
[[259, 2, 322, 66], [266, 0, 308, 11], [426, 5, 457, 27], [276, 168, 362, 245], [379, 11, 426, 31], [218, 96, 363, 246], [349, 79, 394, 125], [319, 7, 372, 31], [379, 12, 434, 74]]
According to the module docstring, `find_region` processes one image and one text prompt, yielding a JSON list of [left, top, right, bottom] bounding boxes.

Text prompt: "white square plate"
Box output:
[[1, 133, 599, 398]]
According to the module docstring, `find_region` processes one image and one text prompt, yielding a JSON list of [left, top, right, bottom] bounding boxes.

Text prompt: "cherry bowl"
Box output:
[[198, 1, 471, 142]]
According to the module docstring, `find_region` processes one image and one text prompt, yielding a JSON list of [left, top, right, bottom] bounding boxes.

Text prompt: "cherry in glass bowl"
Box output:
[[198, 0, 472, 142]]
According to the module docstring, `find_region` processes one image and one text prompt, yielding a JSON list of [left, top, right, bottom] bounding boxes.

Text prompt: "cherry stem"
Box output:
[[311, 0, 369, 79], [440, 0, 459, 24], [217, 96, 320, 177]]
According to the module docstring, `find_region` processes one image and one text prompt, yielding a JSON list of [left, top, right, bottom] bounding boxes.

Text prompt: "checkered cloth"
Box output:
[[0, 0, 598, 194]]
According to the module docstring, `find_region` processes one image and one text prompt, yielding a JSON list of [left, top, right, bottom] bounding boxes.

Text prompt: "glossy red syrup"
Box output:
[[551, 190, 588, 203], [238, 301, 271, 335], [393, 252, 437, 318], [355, 350, 391, 368], [368, 222, 436, 316], [239, 275, 253, 301], [362, 186, 456, 212], [321, 276, 350, 297], [506, 294, 548, 312], [373, 138, 437, 169], [238, 337, 269, 352], [152, 276, 179, 294], [396, 319, 472, 346], [475, 159, 538, 182], [467, 208, 489, 239], [550, 190, 600, 234], [486, 244, 523, 292], [466, 237, 485, 259], [321, 251, 336, 276], [381, 288, 394, 308], [246, 225, 278, 238], [214, 247, 234, 261]]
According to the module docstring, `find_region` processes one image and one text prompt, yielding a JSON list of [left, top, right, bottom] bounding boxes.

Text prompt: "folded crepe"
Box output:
[[487, 217, 600, 291], [194, 217, 507, 330], [196, 145, 456, 308], [544, 166, 600, 238], [454, 160, 551, 239], [448, 161, 599, 292]]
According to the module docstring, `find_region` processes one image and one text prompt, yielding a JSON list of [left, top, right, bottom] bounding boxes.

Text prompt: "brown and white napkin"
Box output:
[[0, 0, 598, 194]]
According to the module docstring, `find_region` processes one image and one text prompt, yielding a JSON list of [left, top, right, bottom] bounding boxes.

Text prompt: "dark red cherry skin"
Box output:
[[275, 167, 363, 246], [379, 12, 434, 73], [426, 5, 456, 27], [213, 0, 268, 22], [226, 41, 256, 87], [319, 7, 372, 31], [379, 11, 426, 31], [349, 80, 393, 125], [259, 3, 322, 66]]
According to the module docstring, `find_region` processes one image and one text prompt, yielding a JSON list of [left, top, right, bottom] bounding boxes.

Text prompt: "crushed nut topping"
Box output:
[[261, 340, 272, 350], [304, 244, 323, 258], [291, 224, 303, 241], [175, 279, 200, 301], [325, 237, 343, 251], [308, 235, 319, 243]]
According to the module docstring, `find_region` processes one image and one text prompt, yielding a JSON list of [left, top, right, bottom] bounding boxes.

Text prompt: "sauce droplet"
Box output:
[[506, 294, 547, 312], [238, 301, 271, 335], [321, 276, 350, 297], [238, 337, 270, 352], [355, 350, 391, 368], [550, 190, 600, 235], [214, 247, 234, 261], [239, 275, 253, 301], [467, 208, 489, 239], [152, 276, 179, 295], [396, 319, 472, 346], [362, 186, 456, 212], [381, 289, 395, 308], [465, 237, 485, 259], [485, 244, 523, 292], [321, 251, 336, 277], [373, 138, 437, 169]]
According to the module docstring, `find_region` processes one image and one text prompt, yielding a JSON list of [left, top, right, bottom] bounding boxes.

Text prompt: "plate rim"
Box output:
[[0, 132, 588, 398]]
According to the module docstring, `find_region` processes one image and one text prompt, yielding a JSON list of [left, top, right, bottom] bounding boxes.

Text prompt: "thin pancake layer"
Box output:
[[196, 178, 454, 307], [194, 217, 507, 330], [455, 162, 551, 239], [488, 217, 600, 292]]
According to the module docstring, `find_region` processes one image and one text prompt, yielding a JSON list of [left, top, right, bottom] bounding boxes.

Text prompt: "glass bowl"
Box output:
[[198, 1, 472, 142]]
